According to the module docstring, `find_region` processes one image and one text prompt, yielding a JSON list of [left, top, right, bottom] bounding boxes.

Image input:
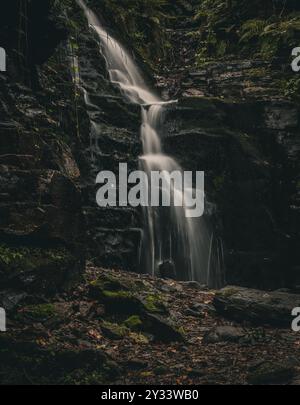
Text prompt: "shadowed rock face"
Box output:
[[163, 90, 300, 289], [0, 0, 67, 86], [0, 0, 143, 299], [0, 1, 86, 298], [0, 0, 299, 293]]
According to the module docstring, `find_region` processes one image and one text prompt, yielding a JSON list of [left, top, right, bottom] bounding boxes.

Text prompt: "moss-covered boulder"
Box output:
[[90, 281, 144, 315], [0, 244, 77, 294], [14, 302, 73, 326], [0, 335, 120, 384], [142, 294, 168, 315], [90, 274, 183, 342], [89, 275, 168, 316], [101, 321, 129, 340], [124, 315, 143, 331]]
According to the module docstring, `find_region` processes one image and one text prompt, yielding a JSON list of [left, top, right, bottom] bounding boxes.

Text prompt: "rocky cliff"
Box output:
[[0, 0, 299, 305], [0, 0, 300, 386]]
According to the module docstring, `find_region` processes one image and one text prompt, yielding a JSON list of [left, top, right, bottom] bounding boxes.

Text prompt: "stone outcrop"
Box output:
[[213, 285, 300, 326]]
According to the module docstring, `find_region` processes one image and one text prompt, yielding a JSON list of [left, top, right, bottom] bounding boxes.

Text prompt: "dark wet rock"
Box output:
[[124, 359, 148, 371], [162, 53, 300, 289], [190, 302, 216, 315], [247, 361, 296, 385], [188, 368, 205, 378], [0, 334, 121, 384], [156, 280, 182, 293], [0, 290, 27, 311], [184, 308, 204, 318], [142, 313, 184, 343], [158, 260, 176, 279], [213, 286, 300, 327], [0, 244, 78, 294], [182, 281, 206, 290], [15, 302, 73, 327], [203, 325, 245, 344]]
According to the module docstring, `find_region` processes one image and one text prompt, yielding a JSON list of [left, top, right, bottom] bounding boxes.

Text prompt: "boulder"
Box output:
[[203, 325, 245, 344], [213, 286, 299, 327], [158, 261, 176, 279], [0, 244, 78, 294], [142, 313, 184, 343], [247, 361, 296, 385]]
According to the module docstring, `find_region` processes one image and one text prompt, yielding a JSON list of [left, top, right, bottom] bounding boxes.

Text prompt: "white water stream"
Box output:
[[78, 0, 223, 286]]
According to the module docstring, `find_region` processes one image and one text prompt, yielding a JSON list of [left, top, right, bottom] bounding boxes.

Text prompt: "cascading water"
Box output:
[[78, 0, 223, 287]]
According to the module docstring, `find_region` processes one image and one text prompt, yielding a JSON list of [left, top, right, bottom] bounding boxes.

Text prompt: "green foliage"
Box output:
[[20, 304, 56, 321], [0, 244, 74, 274], [143, 294, 166, 314], [123, 315, 143, 330], [240, 16, 300, 59], [92, 0, 171, 71], [240, 19, 268, 43], [193, 0, 300, 64], [277, 76, 300, 98]]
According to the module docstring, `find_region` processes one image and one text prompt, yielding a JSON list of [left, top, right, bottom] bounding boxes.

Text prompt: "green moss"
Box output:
[[277, 76, 300, 99], [219, 287, 239, 298], [0, 244, 74, 276], [193, 1, 300, 64], [17, 304, 56, 322], [144, 294, 167, 314], [247, 67, 269, 78], [129, 332, 149, 344], [101, 321, 129, 339], [90, 275, 128, 293], [124, 315, 143, 331], [0, 245, 26, 266], [90, 277, 144, 314]]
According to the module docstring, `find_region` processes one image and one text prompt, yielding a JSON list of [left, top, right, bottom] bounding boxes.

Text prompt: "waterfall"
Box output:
[[78, 0, 223, 287]]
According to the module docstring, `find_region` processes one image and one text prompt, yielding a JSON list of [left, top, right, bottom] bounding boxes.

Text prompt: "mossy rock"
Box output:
[[143, 294, 168, 315], [101, 321, 129, 340], [15, 302, 72, 325], [90, 281, 144, 314], [0, 244, 77, 294], [16, 303, 57, 322], [90, 276, 165, 315], [128, 332, 149, 345], [217, 286, 240, 298], [0, 336, 120, 384], [89, 274, 127, 294], [124, 315, 143, 331]]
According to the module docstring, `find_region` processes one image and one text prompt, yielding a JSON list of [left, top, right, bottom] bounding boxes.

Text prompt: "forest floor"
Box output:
[[2, 265, 300, 385]]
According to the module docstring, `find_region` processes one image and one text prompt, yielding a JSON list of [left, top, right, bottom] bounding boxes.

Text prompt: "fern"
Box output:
[[240, 19, 268, 42]]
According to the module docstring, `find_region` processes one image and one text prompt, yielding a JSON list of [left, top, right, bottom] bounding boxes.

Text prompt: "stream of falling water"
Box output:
[[78, 0, 223, 287]]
